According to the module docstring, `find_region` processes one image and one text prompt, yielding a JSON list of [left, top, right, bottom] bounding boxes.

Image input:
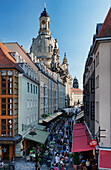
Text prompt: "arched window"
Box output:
[[42, 20, 46, 29], [48, 21, 50, 29]]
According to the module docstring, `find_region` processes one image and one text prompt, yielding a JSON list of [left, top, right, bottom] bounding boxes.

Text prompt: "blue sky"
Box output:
[[0, 0, 111, 89]]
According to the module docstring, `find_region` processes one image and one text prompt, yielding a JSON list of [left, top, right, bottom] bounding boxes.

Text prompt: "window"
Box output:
[[31, 99, 32, 108], [91, 101, 95, 120], [38, 46, 40, 52], [42, 20, 46, 28], [31, 84, 32, 93], [33, 85, 35, 94], [31, 115, 32, 123], [91, 78, 95, 93], [8, 119, 13, 136], [86, 102, 89, 115], [8, 72, 13, 95], [27, 82, 29, 92], [36, 100, 37, 107], [27, 116, 29, 125], [48, 21, 50, 29], [27, 98, 29, 109], [8, 70, 13, 75], [14, 98, 18, 115], [1, 98, 6, 115], [1, 119, 6, 136], [14, 76, 18, 95], [14, 71, 18, 77], [1, 98, 13, 116], [96, 53, 99, 67], [1, 71, 6, 94], [96, 102, 99, 122], [36, 86, 37, 94], [33, 114, 35, 122], [36, 112, 37, 120], [8, 98, 13, 116], [33, 100, 35, 107], [86, 83, 89, 94], [96, 76, 99, 88], [1, 70, 6, 76], [14, 119, 18, 136]]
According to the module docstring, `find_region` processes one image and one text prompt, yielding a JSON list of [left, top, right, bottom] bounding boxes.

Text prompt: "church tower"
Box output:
[[30, 4, 60, 68], [39, 4, 51, 35], [73, 77, 79, 88]]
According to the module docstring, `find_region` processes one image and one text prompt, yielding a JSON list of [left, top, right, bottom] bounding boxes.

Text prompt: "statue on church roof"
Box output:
[[63, 52, 67, 64]]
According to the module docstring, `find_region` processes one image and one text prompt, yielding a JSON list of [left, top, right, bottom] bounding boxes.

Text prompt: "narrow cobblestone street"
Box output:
[[15, 114, 74, 170]]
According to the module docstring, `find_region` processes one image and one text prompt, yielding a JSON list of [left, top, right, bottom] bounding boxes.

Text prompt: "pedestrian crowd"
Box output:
[[49, 117, 74, 170]]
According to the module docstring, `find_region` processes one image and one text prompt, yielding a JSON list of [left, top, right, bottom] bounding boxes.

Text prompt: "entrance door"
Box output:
[[2, 145, 9, 160]]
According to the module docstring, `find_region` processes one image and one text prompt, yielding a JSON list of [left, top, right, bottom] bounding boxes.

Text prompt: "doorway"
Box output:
[[2, 145, 9, 160]]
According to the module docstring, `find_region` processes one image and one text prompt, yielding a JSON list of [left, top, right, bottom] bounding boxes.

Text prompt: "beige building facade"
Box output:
[[36, 62, 65, 119], [72, 88, 83, 106]]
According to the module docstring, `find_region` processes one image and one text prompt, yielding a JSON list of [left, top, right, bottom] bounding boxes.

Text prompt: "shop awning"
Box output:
[[25, 129, 49, 144], [57, 112, 62, 116], [99, 148, 111, 169], [76, 111, 84, 121], [35, 124, 46, 130], [0, 134, 22, 144], [43, 112, 61, 123], [72, 123, 95, 153], [39, 119, 43, 124]]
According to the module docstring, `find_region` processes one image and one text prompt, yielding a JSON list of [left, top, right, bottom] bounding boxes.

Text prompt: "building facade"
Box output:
[[0, 43, 23, 161], [72, 88, 83, 106], [83, 8, 111, 150], [4, 42, 40, 158], [36, 62, 65, 119]]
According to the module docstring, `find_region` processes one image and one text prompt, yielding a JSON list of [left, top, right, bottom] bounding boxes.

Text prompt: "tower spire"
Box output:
[[63, 52, 67, 64], [44, 3, 46, 11]]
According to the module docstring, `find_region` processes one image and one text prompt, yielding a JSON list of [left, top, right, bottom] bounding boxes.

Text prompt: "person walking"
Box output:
[[86, 159, 90, 170]]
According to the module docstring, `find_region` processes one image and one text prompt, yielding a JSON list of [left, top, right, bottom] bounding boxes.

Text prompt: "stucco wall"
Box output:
[[95, 42, 111, 147], [18, 74, 39, 136]]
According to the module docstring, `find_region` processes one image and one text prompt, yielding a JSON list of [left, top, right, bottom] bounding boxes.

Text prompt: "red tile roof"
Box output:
[[72, 88, 83, 94], [0, 42, 15, 63], [0, 42, 23, 72], [98, 7, 111, 38]]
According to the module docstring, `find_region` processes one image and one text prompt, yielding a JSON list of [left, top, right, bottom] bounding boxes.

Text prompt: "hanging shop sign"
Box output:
[[89, 139, 97, 147]]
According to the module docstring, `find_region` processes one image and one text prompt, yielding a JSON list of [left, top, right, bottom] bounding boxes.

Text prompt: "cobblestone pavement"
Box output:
[[15, 158, 50, 170], [15, 158, 74, 170]]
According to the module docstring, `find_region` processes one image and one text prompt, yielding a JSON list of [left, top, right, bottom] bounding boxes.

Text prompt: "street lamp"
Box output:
[[29, 131, 37, 137]]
